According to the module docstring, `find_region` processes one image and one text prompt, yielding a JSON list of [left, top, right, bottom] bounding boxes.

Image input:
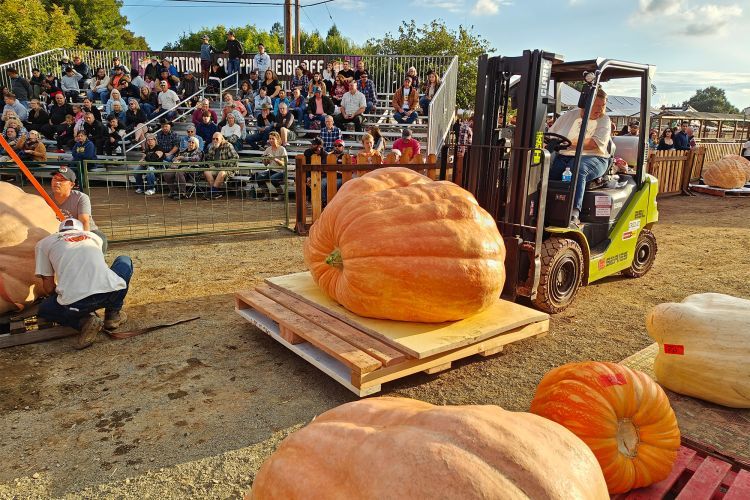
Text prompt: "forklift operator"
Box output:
[[549, 87, 611, 224]]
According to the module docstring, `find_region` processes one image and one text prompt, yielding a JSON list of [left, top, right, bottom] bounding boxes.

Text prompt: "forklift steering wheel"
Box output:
[[543, 132, 572, 151]]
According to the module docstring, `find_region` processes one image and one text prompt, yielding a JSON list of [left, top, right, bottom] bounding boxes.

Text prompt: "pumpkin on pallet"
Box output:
[[647, 293, 750, 409], [530, 361, 680, 494], [0, 182, 59, 314], [721, 154, 750, 181], [702, 155, 748, 189], [303, 167, 505, 323], [251, 397, 609, 500]]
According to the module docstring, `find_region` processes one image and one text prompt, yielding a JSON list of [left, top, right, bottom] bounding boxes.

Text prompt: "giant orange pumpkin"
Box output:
[[0, 182, 59, 314], [303, 167, 506, 322], [702, 156, 748, 189], [530, 362, 680, 494], [251, 397, 609, 500]]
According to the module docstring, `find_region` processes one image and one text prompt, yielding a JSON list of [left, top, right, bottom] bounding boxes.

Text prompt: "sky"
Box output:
[[122, 0, 750, 111]]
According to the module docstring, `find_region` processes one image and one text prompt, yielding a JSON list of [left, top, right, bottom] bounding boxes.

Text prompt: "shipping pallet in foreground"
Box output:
[[0, 303, 76, 349], [235, 273, 549, 396], [689, 183, 750, 197], [611, 441, 750, 500]]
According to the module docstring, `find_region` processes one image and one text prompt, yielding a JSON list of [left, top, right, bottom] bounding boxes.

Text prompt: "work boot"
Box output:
[[76, 314, 103, 350], [104, 310, 128, 330]]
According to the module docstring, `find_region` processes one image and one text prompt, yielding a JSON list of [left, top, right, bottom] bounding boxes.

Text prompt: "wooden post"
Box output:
[[294, 155, 308, 234], [294, 0, 301, 54], [284, 0, 293, 54]]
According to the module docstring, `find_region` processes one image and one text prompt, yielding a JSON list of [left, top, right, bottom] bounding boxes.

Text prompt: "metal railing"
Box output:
[[216, 72, 239, 99], [427, 56, 459, 155]]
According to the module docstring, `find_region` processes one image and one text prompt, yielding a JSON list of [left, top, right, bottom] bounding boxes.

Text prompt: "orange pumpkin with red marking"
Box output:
[[530, 361, 680, 494]]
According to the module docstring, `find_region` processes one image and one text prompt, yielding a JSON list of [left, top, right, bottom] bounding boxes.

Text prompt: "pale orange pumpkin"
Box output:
[[530, 362, 680, 494], [303, 167, 506, 322], [251, 397, 609, 500], [720, 154, 750, 181], [702, 156, 748, 189], [0, 182, 59, 314]]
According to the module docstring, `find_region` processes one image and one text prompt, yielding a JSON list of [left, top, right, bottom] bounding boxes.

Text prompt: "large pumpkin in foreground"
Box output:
[[303, 167, 505, 322], [530, 362, 680, 494], [251, 397, 609, 500], [720, 154, 750, 181], [702, 156, 748, 189], [0, 182, 59, 314]]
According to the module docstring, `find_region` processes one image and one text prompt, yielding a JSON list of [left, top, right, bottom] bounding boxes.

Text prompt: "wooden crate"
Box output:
[[235, 272, 549, 396], [0, 304, 77, 349]]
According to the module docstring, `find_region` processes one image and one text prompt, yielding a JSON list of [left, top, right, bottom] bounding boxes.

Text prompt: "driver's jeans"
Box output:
[[550, 154, 609, 211]]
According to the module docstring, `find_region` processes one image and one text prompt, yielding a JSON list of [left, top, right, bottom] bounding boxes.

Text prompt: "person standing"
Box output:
[[253, 43, 271, 76], [49, 165, 108, 252], [35, 217, 131, 349], [200, 34, 218, 82], [6, 68, 32, 106], [223, 31, 244, 85], [674, 121, 691, 151]]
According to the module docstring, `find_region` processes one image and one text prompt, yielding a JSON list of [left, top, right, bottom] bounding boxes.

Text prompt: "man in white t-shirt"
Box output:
[[549, 87, 611, 224], [156, 80, 180, 120], [35, 218, 133, 349], [334, 81, 366, 132]]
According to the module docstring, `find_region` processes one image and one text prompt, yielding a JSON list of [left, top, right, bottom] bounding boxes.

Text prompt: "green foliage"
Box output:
[[45, 0, 147, 50], [0, 0, 77, 61], [365, 20, 493, 109], [683, 86, 739, 114]]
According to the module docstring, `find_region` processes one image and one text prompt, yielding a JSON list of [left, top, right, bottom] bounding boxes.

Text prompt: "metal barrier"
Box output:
[[426, 56, 458, 155]]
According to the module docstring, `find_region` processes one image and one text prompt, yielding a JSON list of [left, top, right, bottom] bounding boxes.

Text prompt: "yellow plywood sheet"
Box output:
[[266, 272, 549, 359]]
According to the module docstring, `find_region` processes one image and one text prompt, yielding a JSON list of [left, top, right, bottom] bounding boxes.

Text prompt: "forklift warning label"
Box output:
[[622, 231, 635, 241], [628, 219, 641, 231], [664, 344, 685, 355], [595, 195, 611, 207], [596, 207, 611, 217]]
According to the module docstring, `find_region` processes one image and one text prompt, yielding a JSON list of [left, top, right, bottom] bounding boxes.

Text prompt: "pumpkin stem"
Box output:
[[616, 419, 640, 459], [325, 249, 343, 268]]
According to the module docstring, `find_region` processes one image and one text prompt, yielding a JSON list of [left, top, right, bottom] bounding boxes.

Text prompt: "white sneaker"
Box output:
[[135, 188, 144, 194], [144, 189, 156, 195]]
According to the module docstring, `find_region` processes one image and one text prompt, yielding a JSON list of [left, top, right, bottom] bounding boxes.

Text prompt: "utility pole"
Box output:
[[295, 0, 301, 54], [284, 0, 293, 54]]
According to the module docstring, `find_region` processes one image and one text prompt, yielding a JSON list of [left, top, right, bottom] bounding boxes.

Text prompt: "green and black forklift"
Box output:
[[452, 50, 659, 313]]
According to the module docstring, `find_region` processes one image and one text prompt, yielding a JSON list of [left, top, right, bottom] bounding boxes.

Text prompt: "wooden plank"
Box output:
[[676, 456, 732, 500], [310, 170, 322, 222], [235, 290, 381, 374], [0, 326, 78, 349], [279, 325, 304, 345], [624, 447, 697, 499], [341, 170, 353, 183], [326, 171, 337, 204], [266, 272, 549, 359], [424, 362, 451, 374], [725, 469, 750, 500], [254, 284, 407, 367]]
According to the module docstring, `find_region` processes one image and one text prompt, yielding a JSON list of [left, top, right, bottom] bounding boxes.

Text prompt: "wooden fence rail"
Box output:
[[647, 148, 706, 196], [695, 142, 742, 165]]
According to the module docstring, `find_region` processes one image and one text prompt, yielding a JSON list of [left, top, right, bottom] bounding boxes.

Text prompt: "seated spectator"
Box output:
[[420, 72, 441, 118], [137, 133, 163, 195], [4, 93, 28, 122], [81, 98, 102, 122], [262, 69, 281, 99], [330, 139, 348, 162], [392, 128, 421, 158], [139, 86, 157, 117], [155, 81, 180, 120], [196, 111, 218, 153], [143, 74, 156, 91], [87, 68, 110, 102], [29, 68, 45, 100], [2, 115, 26, 138], [274, 103, 296, 146], [82, 112, 107, 155], [338, 60, 355, 82], [369, 125, 386, 153], [177, 70, 199, 105], [108, 65, 126, 92], [206, 63, 226, 95], [353, 60, 368, 81], [7, 68, 32, 106], [245, 104, 275, 150], [71, 130, 97, 168], [272, 89, 291, 115], [160, 58, 178, 78], [179, 123, 205, 152], [104, 89, 127, 116], [192, 98, 218, 126], [165, 136, 203, 199], [125, 99, 148, 143], [24, 99, 49, 133], [222, 104, 246, 140], [307, 71, 326, 98], [253, 86, 272, 119], [129, 69, 145, 89], [2, 126, 25, 158], [118, 77, 140, 102], [144, 56, 161, 81], [71, 55, 91, 88], [322, 61, 336, 94], [356, 71, 377, 114], [109, 101, 126, 124], [320, 114, 342, 153], [221, 92, 247, 122], [299, 61, 313, 79], [331, 73, 348, 106], [289, 88, 306, 124], [19, 129, 46, 162], [257, 131, 288, 195], [42, 93, 73, 141], [627, 120, 640, 137], [110, 56, 130, 76], [291, 67, 309, 98], [334, 81, 366, 132], [305, 87, 334, 129], [104, 115, 126, 155], [238, 80, 254, 110], [357, 132, 382, 165], [61, 66, 83, 102], [392, 76, 419, 124], [155, 119, 180, 162], [221, 113, 243, 151], [203, 132, 239, 199], [41, 72, 62, 104], [406, 66, 420, 89], [248, 69, 261, 94]]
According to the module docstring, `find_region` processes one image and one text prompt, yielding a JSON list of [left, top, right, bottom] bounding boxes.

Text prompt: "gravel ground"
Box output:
[[1, 194, 749, 499]]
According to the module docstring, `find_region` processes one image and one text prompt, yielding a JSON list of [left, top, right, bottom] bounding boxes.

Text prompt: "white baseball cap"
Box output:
[[58, 218, 84, 232]]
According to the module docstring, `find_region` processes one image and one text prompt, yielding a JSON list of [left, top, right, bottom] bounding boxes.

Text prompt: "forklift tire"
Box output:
[[532, 237, 584, 314], [622, 228, 657, 278]]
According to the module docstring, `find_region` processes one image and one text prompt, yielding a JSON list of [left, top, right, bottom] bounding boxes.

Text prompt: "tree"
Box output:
[[366, 20, 493, 109], [45, 0, 148, 50], [683, 86, 739, 114], [0, 0, 77, 61], [164, 25, 284, 53]]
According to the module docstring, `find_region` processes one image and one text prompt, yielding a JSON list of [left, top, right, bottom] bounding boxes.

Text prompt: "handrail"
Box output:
[[0, 48, 65, 68], [121, 86, 207, 157], [427, 55, 459, 155]]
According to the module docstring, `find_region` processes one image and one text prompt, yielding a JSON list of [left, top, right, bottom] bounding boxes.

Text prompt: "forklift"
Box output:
[[455, 50, 659, 313]]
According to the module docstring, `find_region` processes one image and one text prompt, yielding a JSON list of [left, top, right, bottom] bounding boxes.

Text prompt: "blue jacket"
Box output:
[[673, 131, 690, 151], [196, 121, 218, 151], [72, 140, 97, 161]]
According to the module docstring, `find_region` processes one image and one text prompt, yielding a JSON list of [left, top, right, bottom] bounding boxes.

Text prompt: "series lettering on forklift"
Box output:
[[533, 132, 544, 164], [599, 251, 629, 270]]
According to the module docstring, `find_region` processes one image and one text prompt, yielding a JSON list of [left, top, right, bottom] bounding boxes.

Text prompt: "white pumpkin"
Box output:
[[646, 293, 750, 408]]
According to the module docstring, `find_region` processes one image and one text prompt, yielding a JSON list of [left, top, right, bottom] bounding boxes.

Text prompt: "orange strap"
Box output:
[[0, 134, 65, 221]]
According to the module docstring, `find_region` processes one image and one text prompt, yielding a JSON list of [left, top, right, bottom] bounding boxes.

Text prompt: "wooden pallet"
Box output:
[[0, 304, 77, 349], [689, 183, 750, 197], [611, 442, 750, 499], [235, 273, 549, 396]]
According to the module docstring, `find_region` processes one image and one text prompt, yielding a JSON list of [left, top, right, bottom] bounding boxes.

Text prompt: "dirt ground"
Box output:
[[1, 194, 749, 499]]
